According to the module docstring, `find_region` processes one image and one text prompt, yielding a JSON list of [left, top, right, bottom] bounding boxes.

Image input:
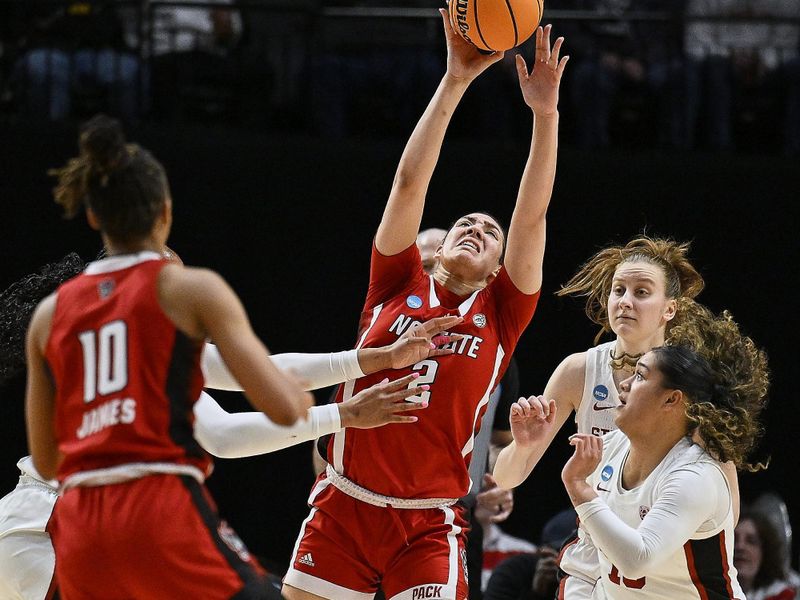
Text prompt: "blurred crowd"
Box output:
[[0, 0, 797, 151]]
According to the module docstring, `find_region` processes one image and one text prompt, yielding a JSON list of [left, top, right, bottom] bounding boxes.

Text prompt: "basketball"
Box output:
[[449, 0, 543, 52]]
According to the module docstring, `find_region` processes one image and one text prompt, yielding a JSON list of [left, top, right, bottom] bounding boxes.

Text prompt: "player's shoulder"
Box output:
[[552, 352, 588, 387], [545, 352, 588, 410]]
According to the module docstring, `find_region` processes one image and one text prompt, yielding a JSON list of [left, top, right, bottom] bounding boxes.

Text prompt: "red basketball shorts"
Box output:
[[50, 474, 273, 599], [284, 475, 470, 600]]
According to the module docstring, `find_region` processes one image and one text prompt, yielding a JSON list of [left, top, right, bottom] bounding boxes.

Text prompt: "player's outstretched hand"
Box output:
[[339, 373, 429, 429], [516, 24, 568, 116], [440, 8, 504, 83], [561, 433, 603, 485], [387, 315, 465, 369], [509, 395, 557, 448]]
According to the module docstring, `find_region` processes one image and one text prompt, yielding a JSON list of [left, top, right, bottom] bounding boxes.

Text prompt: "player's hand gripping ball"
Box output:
[[449, 0, 543, 52]]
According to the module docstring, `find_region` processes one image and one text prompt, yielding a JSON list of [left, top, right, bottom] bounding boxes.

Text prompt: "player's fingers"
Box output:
[[490, 506, 513, 523], [543, 24, 552, 62], [557, 55, 570, 78], [533, 26, 544, 64], [382, 372, 420, 390], [422, 315, 463, 333], [431, 334, 458, 346], [515, 53, 529, 82], [551, 36, 564, 64], [545, 399, 558, 423], [392, 384, 430, 401], [390, 415, 420, 424]]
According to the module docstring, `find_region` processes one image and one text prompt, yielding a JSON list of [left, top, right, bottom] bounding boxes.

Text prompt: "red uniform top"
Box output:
[[45, 253, 208, 481], [326, 243, 539, 499]]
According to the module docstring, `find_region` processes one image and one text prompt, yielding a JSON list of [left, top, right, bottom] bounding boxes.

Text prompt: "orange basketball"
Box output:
[[449, 0, 543, 53]]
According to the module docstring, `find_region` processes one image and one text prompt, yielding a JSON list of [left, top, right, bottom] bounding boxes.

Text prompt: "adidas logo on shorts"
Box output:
[[298, 553, 315, 567]]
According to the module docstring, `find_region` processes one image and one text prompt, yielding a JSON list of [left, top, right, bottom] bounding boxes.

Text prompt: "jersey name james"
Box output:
[[45, 254, 207, 481]]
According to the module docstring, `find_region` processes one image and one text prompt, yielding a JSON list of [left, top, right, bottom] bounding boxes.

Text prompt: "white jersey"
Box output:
[[560, 341, 621, 596], [0, 457, 58, 600], [575, 341, 620, 437], [575, 431, 743, 600]]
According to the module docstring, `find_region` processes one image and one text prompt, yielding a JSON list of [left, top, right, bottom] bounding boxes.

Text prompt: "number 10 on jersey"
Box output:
[[78, 320, 129, 403]]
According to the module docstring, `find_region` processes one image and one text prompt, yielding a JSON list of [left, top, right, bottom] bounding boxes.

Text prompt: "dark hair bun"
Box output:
[[79, 114, 127, 174]]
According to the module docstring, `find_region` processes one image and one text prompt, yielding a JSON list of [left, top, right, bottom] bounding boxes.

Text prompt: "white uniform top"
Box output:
[[575, 431, 743, 600], [575, 341, 620, 438], [560, 341, 621, 592], [0, 457, 58, 536], [0, 457, 59, 600]]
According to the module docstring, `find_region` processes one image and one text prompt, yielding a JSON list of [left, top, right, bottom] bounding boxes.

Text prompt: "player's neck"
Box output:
[[623, 434, 682, 489], [432, 266, 484, 297], [102, 235, 164, 257], [614, 330, 665, 359]]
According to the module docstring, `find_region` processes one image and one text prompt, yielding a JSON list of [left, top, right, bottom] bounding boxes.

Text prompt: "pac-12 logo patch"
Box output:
[[639, 505, 651, 520], [406, 295, 423, 309], [593, 385, 609, 402], [472, 313, 487, 328], [601, 465, 614, 482]]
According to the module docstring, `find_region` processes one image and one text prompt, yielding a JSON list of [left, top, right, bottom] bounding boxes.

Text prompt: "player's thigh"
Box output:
[[382, 506, 470, 600], [282, 584, 329, 600]]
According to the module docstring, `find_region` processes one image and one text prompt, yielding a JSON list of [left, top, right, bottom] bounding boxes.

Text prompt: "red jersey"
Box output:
[[326, 243, 538, 499], [45, 252, 208, 481]]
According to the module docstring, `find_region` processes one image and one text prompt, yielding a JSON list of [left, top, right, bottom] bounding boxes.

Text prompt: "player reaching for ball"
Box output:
[[282, 12, 568, 600]]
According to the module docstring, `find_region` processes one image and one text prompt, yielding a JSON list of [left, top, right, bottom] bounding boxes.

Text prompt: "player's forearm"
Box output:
[[193, 392, 341, 458], [378, 75, 470, 252], [393, 74, 470, 193], [492, 440, 548, 489], [202, 343, 365, 391], [513, 111, 559, 227]]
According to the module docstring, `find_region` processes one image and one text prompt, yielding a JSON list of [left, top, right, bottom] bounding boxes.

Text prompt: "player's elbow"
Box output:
[[614, 553, 655, 580]]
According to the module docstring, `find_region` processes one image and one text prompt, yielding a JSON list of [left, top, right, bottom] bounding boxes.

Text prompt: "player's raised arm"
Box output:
[[375, 9, 503, 256], [503, 25, 568, 295]]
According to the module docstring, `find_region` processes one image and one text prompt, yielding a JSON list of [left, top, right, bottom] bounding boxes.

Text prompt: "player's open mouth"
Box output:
[[458, 239, 480, 253]]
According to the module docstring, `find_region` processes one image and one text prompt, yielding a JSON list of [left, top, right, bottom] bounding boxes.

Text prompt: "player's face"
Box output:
[[436, 213, 505, 284], [733, 518, 762, 586], [615, 353, 674, 434], [607, 262, 676, 343]]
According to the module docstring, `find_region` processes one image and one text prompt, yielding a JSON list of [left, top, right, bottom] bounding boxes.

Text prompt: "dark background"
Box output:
[[1, 112, 798, 572]]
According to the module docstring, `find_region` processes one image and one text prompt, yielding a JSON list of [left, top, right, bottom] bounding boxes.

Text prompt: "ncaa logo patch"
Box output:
[[601, 465, 614, 482], [97, 279, 115, 299], [472, 313, 487, 328], [406, 295, 423, 309], [593, 385, 609, 402]]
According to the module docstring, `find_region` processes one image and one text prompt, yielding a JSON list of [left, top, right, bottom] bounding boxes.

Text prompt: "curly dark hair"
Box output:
[[558, 236, 705, 343], [49, 114, 170, 243], [0, 253, 86, 386], [651, 341, 769, 472]]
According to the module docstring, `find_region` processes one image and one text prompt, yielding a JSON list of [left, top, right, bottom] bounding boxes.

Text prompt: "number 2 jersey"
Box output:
[[324, 243, 539, 500], [44, 252, 209, 482], [575, 431, 743, 600]]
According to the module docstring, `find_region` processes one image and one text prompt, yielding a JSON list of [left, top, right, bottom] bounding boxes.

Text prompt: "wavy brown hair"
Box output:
[[558, 236, 705, 343], [652, 324, 769, 471], [49, 114, 169, 243]]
